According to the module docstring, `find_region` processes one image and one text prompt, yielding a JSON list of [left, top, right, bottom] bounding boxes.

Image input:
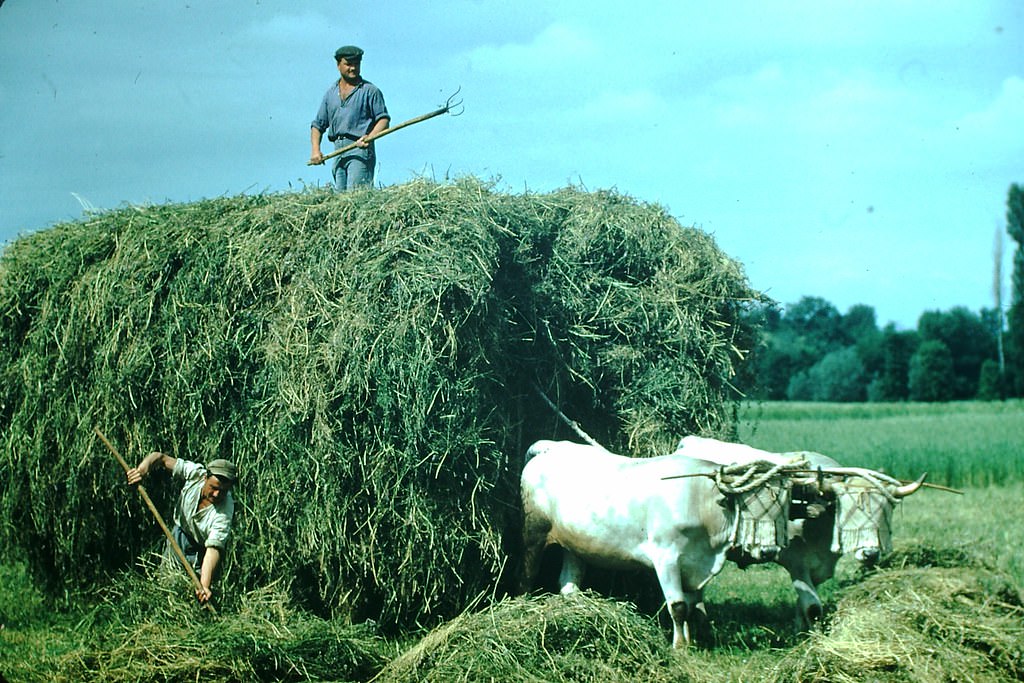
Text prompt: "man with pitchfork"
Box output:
[[127, 453, 237, 604], [309, 45, 391, 190]]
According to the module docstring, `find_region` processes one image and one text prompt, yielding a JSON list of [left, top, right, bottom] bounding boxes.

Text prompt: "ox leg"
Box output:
[[668, 600, 690, 648], [790, 573, 822, 631], [684, 590, 708, 642], [558, 549, 586, 595], [651, 559, 692, 647], [779, 539, 836, 631], [780, 551, 822, 629], [792, 551, 840, 630]]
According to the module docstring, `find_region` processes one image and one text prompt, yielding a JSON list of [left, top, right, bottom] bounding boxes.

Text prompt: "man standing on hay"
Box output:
[[309, 44, 390, 190], [126, 453, 237, 603]]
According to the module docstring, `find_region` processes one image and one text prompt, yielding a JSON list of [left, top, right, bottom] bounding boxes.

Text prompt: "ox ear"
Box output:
[[894, 472, 927, 498]]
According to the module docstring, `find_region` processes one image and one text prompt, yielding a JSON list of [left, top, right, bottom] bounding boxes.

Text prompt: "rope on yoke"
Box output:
[[713, 457, 809, 494], [715, 458, 809, 556]]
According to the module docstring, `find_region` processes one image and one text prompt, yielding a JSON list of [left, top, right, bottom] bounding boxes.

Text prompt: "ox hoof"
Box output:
[[855, 548, 881, 566], [798, 603, 823, 632]]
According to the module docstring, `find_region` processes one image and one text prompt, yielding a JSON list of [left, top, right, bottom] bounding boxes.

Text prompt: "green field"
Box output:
[[1, 401, 1022, 681], [737, 400, 1024, 488]]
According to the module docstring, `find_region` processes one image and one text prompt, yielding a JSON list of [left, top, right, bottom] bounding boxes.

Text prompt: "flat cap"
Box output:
[[206, 458, 237, 484], [334, 45, 364, 61]]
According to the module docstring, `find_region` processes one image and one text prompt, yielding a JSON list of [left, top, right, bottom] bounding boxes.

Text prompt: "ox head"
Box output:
[[817, 469, 926, 566], [713, 461, 812, 563]]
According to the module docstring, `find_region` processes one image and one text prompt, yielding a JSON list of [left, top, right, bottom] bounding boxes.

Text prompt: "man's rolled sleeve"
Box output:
[[205, 509, 232, 550], [311, 95, 330, 134], [368, 89, 389, 128]]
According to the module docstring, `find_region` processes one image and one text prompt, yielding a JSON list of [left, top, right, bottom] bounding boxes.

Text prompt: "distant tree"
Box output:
[[740, 299, 830, 400], [754, 329, 816, 400], [977, 359, 1004, 400], [992, 227, 1007, 398], [786, 369, 814, 401], [981, 307, 1005, 399], [866, 376, 887, 402], [741, 299, 888, 400], [750, 300, 783, 333], [739, 301, 797, 400], [793, 346, 867, 402], [1007, 183, 1024, 396], [872, 325, 918, 401], [908, 340, 955, 402], [844, 304, 883, 387], [917, 307, 995, 399], [841, 304, 878, 342], [783, 296, 847, 358]]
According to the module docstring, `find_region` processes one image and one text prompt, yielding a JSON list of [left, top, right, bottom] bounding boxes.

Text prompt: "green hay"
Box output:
[[0, 561, 390, 682], [769, 562, 1024, 682], [375, 591, 683, 682], [877, 538, 996, 573], [0, 178, 760, 627]]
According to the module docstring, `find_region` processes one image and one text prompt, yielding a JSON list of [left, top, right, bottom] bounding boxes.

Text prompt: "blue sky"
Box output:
[[1, 1, 1022, 329]]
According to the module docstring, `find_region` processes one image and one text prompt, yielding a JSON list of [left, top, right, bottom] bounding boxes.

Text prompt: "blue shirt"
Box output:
[[311, 79, 389, 149]]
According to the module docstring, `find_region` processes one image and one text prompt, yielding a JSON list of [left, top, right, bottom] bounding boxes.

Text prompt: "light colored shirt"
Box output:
[[311, 79, 389, 152], [171, 460, 234, 550]]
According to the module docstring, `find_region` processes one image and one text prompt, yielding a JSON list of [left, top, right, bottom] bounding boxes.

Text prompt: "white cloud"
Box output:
[[238, 10, 329, 43], [466, 22, 598, 74], [956, 76, 1024, 144], [575, 88, 668, 125]]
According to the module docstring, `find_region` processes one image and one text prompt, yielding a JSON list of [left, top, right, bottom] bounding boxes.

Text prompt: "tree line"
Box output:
[[738, 183, 1024, 402]]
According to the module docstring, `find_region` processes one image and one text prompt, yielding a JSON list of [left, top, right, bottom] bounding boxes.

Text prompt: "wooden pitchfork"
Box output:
[[94, 427, 216, 614], [308, 87, 464, 165]]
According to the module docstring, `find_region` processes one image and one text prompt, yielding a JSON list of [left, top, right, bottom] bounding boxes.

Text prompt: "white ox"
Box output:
[[673, 435, 926, 628], [520, 439, 798, 647]]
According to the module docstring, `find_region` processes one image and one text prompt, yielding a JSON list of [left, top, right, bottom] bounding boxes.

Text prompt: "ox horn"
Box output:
[[894, 472, 928, 498]]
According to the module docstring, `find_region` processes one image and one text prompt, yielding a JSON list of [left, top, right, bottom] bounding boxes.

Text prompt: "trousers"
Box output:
[[332, 146, 375, 191]]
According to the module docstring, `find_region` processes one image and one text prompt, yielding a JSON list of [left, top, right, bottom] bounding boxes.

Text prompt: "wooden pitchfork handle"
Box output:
[[94, 427, 216, 614], [309, 87, 464, 165]]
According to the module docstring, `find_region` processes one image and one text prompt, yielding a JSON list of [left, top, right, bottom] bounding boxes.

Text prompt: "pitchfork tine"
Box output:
[[444, 86, 465, 116]]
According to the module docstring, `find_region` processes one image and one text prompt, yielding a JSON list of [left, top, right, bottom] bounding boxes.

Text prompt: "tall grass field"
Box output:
[[2, 400, 1021, 681], [738, 400, 1024, 488]]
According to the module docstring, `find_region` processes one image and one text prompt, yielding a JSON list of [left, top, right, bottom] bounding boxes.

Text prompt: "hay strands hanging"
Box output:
[[94, 427, 217, 614], [308, 86, 464, 165]]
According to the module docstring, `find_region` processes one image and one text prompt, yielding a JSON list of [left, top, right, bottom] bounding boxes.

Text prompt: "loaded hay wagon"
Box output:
[[0, 177, 759, 628]]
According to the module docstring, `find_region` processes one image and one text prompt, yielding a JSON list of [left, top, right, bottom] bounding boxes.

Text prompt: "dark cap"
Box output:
[[206, 458, 237, 484], [334, 45, 364, 61]]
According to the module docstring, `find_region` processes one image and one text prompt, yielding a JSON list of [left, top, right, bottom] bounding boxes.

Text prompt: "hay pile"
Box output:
[[0, 178, 759, 626], [0, 561, 390, 683], [375, 591, 683, 682], [769, 562, 1024, 682]]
